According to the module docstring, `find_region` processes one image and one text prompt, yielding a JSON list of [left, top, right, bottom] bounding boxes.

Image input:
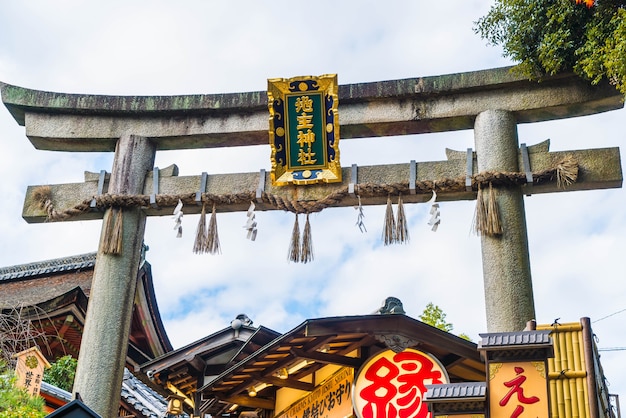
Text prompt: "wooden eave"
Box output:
[[139, 325, 280, 396], [7, 286, 88, 359], [199, 314, 485, 416], [130, 263, 173, 359]]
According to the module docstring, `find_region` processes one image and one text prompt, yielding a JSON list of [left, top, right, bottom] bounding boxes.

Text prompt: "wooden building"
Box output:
[[1, 250, 619, 417], [141, 300, 620, 418], [0, 250, 175, 416], [142, 300, 485, 418]]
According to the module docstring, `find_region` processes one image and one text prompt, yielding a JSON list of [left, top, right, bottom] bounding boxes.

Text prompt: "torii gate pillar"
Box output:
[[474, 110, 534, 332], [72, 134, 156, 417]]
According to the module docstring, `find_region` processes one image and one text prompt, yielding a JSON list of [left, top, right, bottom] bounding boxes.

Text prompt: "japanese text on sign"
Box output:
[[276, 367, 353, 418], [353, 349, 449, 418], [294, 95, 317, 165], [13, 347, 50, 397], [488, 362, 548, 418], [268, 74, 341, 186]]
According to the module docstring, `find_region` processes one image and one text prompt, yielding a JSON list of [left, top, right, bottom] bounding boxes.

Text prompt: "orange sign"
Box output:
[[353, 349, 449, 418], [436, 416, 484, 418], [488, 362, 549, 418], [13, 346, 51, 397], [438, 414, 485, 418], [276, 367, 354, 418]]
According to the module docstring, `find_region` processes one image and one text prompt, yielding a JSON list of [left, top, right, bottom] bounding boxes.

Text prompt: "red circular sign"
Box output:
[[353, 348, 449, 418]]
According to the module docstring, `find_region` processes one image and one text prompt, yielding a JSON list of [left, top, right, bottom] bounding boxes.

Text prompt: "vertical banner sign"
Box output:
[[488, 362, 549, 418], [275, 367, 354, 418], [353, 348, 449, 418], [268, 74, 341, 186], [13, 346, 51, 397]]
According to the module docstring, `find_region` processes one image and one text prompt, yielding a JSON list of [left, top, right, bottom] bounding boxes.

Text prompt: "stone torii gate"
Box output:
[[1, 66, 623, 417]]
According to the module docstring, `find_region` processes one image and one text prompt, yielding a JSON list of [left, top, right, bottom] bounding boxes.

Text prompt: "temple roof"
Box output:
[[121, 368, 186, 418], [0, 252, 96, 281], [189, 313, 485, 417], [0, 251, 172, 364], [141, 318, 281, 409]]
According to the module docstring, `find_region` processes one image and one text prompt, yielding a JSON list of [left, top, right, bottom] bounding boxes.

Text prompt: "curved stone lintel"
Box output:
[[1, 67, 623, 152]]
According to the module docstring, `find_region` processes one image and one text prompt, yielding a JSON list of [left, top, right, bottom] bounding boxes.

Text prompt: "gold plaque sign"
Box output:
[[268, 74, 341, 186]]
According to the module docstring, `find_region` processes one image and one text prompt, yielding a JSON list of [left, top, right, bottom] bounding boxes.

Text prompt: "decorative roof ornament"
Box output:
[[231, 313, 253, 330], [376, 296, 406, 315], [374, 333, 420, 353]]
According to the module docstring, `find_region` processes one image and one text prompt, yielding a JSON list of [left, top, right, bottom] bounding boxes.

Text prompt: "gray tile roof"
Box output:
[[478, 330, 552, 349], [0, 252, 96, 281], [424, 382, 487, 401], [121, 368, 190, 418], [40, 369, 184, 418], [41, 381, 72, 402]]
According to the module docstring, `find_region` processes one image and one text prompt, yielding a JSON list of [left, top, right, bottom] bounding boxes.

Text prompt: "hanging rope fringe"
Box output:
[[473, 183, 503, 237], [288, 214, 301, 262], [32, 156, 579, 222], [206, 203, 221, 254], [102, 207, 123, 255], [486, 183, 503, 236], [382, 196, 396, 245], [395, 195, 410, 244], [473, 184, 488, 236], [193, 203, 208, 254], [301, 214, 314, 263], [555, 155, 578, 189]]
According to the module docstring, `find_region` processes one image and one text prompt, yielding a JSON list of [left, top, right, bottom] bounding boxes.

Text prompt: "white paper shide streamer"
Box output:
[[244, 201, 257, 241], [427, 191, 440, 232], [173, 199, 183, 238], [354, 195, 367, 233]]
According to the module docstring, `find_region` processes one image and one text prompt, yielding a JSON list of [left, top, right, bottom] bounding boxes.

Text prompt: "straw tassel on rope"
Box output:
[[395, 195, 410, 244], [301, 213, 314, 263], [288, 214, 301, 262], [193, 202, 208, 254], [382, 196, 396, 245], [555, 154, 578, 189], [473, 184, 488, 236], [206, 203, 221, 254], [473, 182, 503, 237], [485, 183, 503, 236]]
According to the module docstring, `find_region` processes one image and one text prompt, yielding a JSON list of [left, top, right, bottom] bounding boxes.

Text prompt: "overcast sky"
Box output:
[[1, 0, 625, 400]]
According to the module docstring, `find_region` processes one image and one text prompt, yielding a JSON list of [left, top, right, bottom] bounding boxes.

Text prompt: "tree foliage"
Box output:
[[419, 303, 454, 332], [0, 306, 47, 369], [475, 0, 626, 93], [419, 303, 472, 341], [43, 355, 77, 393], [0, 361, 46, 418]]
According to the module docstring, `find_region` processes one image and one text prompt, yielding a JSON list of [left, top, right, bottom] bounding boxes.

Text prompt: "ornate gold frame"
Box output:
[[268, 74, 341, 186]]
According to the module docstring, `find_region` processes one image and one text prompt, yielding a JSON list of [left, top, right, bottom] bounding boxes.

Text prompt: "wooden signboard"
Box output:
[[13, 346, 50, 397], [275, 367, 353, 418], [488, 362, 548, 418]]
